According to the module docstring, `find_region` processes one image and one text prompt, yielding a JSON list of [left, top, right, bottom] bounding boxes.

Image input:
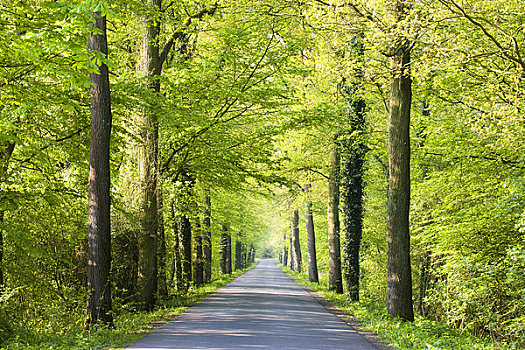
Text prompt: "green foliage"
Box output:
[[1, 0, 524, 347], [283, 266, 519, 350], [0, 271, 241, 349]]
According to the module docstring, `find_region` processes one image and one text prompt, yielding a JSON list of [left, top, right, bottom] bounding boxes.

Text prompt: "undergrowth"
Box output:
[[281, 265, 520, 350], [0, 272, 242, 350]]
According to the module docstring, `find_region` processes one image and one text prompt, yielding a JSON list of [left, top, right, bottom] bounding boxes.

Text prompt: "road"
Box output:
[[126, 259, 379, 350]]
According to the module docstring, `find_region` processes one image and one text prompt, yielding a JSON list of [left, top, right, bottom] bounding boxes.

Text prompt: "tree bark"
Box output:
[[202, 193, 212, 283], [180, 214, 192, 291], [290, 210, 302, 272], [86, 11, 113, 326], [305, 184, 319, 283], [387, 0, 414, 322], [328, 141, 343, 293], [136, 0, 162, 311]]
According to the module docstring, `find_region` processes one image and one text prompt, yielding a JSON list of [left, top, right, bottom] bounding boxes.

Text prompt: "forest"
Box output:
[[0, 0, 524, 349]]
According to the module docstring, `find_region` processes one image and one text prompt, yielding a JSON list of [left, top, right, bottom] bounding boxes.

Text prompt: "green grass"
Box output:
[[0, 271, 244, 350], [281, 265, 519, 350]]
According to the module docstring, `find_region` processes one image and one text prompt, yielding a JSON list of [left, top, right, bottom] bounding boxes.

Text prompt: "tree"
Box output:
[[220, 223, 232, 274], [202, 192, 212, 283], [386, 0, 414, 321], [282, 232, 289, 266], [86, 9, 113, 326], [135, 0, 161, 311], [341, 37, 367, 301], [170, 201, 184, 292], [193, 220, 204, 287], [134, 0, 218, 309], [328, 140, 343, 293], [290, 209, 302, 272], [180, 214, 192, 291], [235, 237, 243, 271], [305, 184, 319, 283]]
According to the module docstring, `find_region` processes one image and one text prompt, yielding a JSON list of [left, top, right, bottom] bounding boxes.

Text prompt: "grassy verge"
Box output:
[[281, 265, 516, 350], [0, 271, 245, 350]]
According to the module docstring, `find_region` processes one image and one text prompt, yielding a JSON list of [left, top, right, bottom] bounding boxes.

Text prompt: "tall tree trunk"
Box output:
[[341, 38, 367, 301], [305, 184, 319, 283], [387, 0, 414, 321], [328, 140, 343, 293], [180, 214, 192, 291], [282, 232, 288, 266], [202, 192, 212, 283], [288, 232, 294, 270], [86, 11, 113, 326], [235, 239, 242, 271], [136, 0, 162, 311], [170, 202, 183, 292], [291, 209, 302, 272], [248, 245, 256, 265], [226, 231, 232, 274], [157, 187, 168, 297], [220, 224, 232, 274], [193, 220, 204, 287], [241, 238, 247, 269]]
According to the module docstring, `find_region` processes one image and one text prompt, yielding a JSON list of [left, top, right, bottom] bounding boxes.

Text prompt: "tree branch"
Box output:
[[159, 3, 218, 67]]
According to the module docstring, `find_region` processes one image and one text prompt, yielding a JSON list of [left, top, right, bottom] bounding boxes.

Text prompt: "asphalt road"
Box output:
[[126, 259, 378, 350]]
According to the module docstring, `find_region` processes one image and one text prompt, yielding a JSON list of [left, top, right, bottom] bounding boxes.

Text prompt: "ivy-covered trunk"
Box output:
[[341, 38, 367, 301], [387, 0, 414, 322], [328, 140, 343, 293], [305, 184, 318, 283], [86, 11, 113, 326]]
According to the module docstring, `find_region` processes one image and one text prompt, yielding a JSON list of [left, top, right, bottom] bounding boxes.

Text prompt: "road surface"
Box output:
[[127, 259, 379, 350]]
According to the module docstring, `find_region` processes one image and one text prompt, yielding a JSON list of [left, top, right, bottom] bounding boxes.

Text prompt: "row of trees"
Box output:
[[271, 0, 524, 343], [0, 0, 295, 336], [0, 0, 524, 345]]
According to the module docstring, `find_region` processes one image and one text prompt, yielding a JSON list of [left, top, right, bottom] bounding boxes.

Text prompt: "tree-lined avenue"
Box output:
[[127, 260, 377, 350]]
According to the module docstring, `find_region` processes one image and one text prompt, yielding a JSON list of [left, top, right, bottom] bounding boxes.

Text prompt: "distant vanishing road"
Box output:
[[126, 259, 379, 350]]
